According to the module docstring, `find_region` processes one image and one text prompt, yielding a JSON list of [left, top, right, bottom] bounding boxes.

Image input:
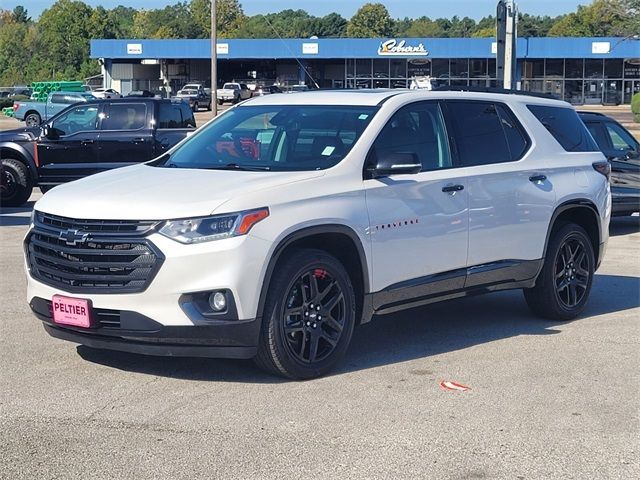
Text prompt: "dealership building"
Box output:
[[91, 36, 640, 105]]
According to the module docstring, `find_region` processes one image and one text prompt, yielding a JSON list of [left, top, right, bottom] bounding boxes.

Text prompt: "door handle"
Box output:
[[529, 174, 547, 183], [442, 184, 464, 193], [80, 139, 94, 145], [132, 138, 146, 143]]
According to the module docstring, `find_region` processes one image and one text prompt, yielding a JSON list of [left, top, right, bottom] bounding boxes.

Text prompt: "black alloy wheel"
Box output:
[[1, 166, 16, 198], [282, 268, 346, 364], [554, 235, 591, 309], [255, 248, 356, 379], [524, 223, 595, 320]]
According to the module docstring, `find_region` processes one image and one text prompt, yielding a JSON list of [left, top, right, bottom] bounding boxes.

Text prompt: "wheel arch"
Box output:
[[544, 200, 602, 269], [255, 224, 372, 326], [0, 142, 38, 183]]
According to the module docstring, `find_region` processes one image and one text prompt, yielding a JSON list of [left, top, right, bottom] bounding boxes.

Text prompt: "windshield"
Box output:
[[158, 105, 378, 171]]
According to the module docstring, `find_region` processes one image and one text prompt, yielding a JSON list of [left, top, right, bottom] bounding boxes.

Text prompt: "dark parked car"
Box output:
[[0, 98, 196, 207], [579, 112, 640, 216]]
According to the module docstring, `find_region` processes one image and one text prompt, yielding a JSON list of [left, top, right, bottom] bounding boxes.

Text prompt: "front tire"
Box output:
[[524, 224, 595, 320], [1, 158, 33, 207], [192, 102, 199, 112], [255, 249, 356, 379]]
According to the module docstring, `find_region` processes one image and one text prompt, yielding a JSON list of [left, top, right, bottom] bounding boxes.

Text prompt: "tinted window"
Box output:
[[51, 105, 99, 135], [50, 94, 70, 104], [584, 122, 610, 150], [606, 122, 638, 151], [447, 101, 514, 166], [158, 103, 183, 128], [102, 103, 147, 130], [180, 104, 196, 128], [527, 105, 599, 152], [372, 102, 451, 171], [496, 104, 529, 160], [162, 105, 377, 171]]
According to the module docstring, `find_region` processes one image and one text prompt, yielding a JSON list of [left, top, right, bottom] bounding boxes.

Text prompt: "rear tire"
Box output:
[[524, 224, 595, 320], [1, 158, 33, 207], [217, 99, 223, 105], [25, 112, 41, 127], [254, 249, 356, 379], [192, 102, 199, 112]]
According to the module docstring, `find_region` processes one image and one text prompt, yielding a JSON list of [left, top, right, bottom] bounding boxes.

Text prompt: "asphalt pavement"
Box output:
[[0, 192, 638, 479]]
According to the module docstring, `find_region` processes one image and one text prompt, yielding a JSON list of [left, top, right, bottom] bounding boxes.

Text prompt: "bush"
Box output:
[[632, 93, 640, 123]]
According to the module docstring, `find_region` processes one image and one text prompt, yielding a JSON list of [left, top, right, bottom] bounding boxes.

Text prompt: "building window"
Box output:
[[432, 59, 449, 79], [524, 60, 544, 78], [604, 59, 623, 78], [450, 58, 469, 78], [565, 59, 584, 78], [545, 59, 564, 77], [470, 59, 488, 78], [623, 61, 640, 79], [585, 59, 603, 78]]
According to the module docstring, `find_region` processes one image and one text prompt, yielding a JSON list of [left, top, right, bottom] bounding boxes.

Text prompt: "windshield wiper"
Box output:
[[205, 163, 271, 172]]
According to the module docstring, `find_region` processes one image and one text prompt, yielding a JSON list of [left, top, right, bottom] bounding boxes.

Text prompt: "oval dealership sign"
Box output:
[[378, 39, 428, 56]]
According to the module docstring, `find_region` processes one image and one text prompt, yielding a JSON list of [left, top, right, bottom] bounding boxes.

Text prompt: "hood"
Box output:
[[35, 164, 324, 220], [0, 126, 39, 142]]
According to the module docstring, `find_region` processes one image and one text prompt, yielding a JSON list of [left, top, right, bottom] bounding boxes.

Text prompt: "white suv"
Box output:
[[25, 89, 611, 379]]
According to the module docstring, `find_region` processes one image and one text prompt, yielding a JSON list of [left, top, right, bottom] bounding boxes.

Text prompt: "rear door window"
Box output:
[[584, 121, 611, 150], [158, 102, 183, 128], [446, 101, 529, 166], [527, 104, 599, 152], [101, 103, 147, 130]]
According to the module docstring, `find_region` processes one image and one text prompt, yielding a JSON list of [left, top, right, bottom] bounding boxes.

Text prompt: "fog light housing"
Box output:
[[209, 291, 227, 312]]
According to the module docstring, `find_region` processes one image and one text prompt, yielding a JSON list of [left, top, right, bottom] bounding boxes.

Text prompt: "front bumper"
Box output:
[[31, 297, 260, 358]]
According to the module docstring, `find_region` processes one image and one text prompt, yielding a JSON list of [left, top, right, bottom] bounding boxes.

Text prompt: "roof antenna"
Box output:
[[262, 16, 321, 89]]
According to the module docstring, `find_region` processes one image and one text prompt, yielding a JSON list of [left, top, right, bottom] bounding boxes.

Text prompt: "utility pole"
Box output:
[[211, 0, 218, 116], [496, 0, 517, 89]]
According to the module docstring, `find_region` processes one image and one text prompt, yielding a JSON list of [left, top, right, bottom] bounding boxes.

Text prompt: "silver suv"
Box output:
[[25, 89, 611, 379]]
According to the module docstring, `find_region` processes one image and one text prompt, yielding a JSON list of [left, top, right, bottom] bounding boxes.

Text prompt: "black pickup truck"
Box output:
[[0, 98, 196, 207]]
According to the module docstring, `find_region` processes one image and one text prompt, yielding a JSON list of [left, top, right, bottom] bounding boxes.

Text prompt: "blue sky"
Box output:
[[4, 0, 587, 20]]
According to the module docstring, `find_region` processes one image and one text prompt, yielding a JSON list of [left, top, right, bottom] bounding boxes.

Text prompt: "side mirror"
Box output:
[[42, 125, 61, 140], [371, 152, 422, 178]]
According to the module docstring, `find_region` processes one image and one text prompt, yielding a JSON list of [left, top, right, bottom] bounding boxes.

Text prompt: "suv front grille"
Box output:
[[26, 213, 164, 294]]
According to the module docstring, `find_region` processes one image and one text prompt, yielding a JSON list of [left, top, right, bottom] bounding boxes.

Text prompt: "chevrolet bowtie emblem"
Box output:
[[58, 229, 90, 246]]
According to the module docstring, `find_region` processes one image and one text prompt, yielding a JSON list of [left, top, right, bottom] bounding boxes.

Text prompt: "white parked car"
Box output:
[[25, 89, 610, 379], [92, 88, 123, 99], [217, 82, 252, 104]]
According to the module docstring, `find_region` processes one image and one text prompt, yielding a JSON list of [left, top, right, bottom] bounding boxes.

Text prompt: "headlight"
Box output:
[[159, 208, 269, 244]]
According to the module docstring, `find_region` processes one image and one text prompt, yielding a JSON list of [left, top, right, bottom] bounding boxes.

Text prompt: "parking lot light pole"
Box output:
[[211, 0, 217, 116]]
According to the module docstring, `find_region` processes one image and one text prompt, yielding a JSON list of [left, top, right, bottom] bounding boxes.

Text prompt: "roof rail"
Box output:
[[432, 86, 560, 100]]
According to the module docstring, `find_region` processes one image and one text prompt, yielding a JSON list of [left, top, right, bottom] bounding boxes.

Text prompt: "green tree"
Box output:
[[132, 3, 199, 39], [190, 0, 245, 38], [37, 0, 96, 79], [448, 16, 477, 38], [404, 17, 445, 37], [549, 0, 629, 36], [311, 13, 348, 37], [346, 3, 393, 38], [12, 5, 30, 23]]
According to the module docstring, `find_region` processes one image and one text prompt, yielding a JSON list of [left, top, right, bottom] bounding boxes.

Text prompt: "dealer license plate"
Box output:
[[51, 295, 91, 328]]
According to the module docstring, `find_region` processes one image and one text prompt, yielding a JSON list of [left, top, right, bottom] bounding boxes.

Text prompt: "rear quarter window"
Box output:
[[527, 105, 599, 152]]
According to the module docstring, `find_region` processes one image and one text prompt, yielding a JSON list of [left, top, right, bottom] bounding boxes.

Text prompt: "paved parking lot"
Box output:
[[0, 191, 638, 479]]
